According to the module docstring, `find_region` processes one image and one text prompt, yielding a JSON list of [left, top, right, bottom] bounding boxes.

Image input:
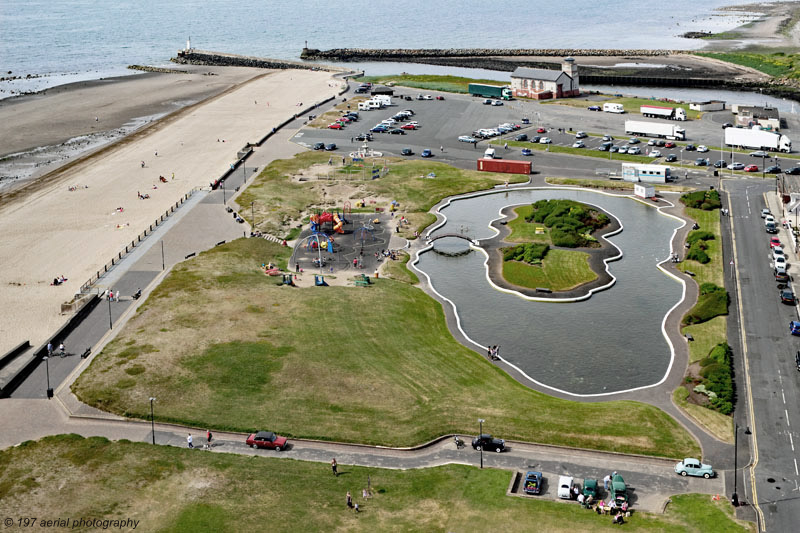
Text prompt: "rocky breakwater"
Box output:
[[171, 49, 346, 72], [301, 47, 682, 61]]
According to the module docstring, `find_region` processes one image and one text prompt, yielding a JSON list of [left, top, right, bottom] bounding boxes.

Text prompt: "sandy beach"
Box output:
[[0, 67, 341, 354]]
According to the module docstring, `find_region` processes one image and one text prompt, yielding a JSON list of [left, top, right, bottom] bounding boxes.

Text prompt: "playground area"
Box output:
[[290, 207, 396, 285]]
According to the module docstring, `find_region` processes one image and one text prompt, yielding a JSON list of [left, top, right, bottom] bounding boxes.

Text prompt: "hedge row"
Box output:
[[680, 189, 721, 211], [699, 342, 735, 414], [502, 243, 549, 264], [683, 283, 729, 325]]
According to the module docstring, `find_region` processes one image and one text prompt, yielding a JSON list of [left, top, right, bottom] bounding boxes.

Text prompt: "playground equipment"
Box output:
[[310, 211, 346, 234]]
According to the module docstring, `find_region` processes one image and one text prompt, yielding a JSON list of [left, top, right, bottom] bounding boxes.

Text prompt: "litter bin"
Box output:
[[713, 170, 719, 177]]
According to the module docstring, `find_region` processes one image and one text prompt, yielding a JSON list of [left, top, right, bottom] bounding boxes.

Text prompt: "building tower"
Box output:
[[561, 57, 580, 96]]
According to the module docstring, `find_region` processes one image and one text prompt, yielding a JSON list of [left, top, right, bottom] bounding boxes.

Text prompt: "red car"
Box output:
[[744, 164, 758, 172], [338, 116, 351, 123], [328, 123, 343, 129], [770, 237, 782, 248], [537, 128, 546, 133], [436, 95, 445, 100], [400, 124, 416, 130], [665, 141, 676, 148], [246, 431, 288, 451]]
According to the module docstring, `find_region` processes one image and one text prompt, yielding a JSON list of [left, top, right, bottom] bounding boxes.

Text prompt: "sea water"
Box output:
[[0, 0, 760, 96]]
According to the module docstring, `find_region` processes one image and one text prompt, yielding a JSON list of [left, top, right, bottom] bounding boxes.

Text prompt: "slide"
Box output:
[[332, 213, 344, 233]]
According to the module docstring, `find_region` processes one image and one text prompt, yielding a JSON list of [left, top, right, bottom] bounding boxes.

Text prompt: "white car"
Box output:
[[458, 135, 477, 143], [649, 150, 662, 157], [575, 131, 588, 139], [572, 140, 586, 148], [697, 145, 709, 152], [618, 146, 628, 154], [775, 255, 787, 270], [628, 146, 641, 155], [773, 247, 785, 262], [539, 137, 552, 144], [491, 100, 504, 106], [761, 208, 772, 219], [647, 139, 657, 146], [422, 94, 433, 100], [557, 475, 574, 499], [765, 215, 776, 226]]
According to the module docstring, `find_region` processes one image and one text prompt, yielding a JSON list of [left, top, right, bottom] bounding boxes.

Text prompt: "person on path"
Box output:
[[206, 429, 213, 448], [603, 474, 611, 490], [440, 145, 444, 152], [331, 458, 338, 476], [58, 343, 65, 357], [187, 434, 193, 448], [346, 491, 353, 509], [47, 342, 53, 356]]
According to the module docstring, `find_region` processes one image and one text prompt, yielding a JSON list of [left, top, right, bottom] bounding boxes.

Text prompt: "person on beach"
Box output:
[[141, 161, 145, 168]]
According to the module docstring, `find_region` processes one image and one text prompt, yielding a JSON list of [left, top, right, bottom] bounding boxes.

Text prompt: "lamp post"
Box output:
[[732, 424, 753, 507], [43, 356, 53, 399], [107, 296, 113, 330], [478, 418, 485, 469], [251, 201, 256, 229], [149, 397, 156, 445], [161, 240, 165, 271], [222, 182, 226, 204]]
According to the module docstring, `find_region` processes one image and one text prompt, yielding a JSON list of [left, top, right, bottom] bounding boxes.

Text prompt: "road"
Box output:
[[726, 178, 800, 531]]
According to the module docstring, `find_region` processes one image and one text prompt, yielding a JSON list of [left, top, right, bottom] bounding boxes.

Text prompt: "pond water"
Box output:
[[413, 188, 685, 396]]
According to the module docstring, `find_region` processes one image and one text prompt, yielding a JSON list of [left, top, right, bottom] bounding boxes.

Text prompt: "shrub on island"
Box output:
[[523, 199, 609, 248], [502, 243, 549, 264]]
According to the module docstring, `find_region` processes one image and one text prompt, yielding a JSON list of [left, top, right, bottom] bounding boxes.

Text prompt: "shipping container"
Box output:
[[477, 158, 531, 174]]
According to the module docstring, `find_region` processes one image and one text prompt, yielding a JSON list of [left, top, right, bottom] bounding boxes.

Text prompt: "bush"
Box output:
[[683, 284, 728, 324], [687, 244, 710, 264], [681, 190, 721, 210], [699, 342, 734, 414], [502, 243, 549, 265], [687, 230, 715, 246], [525, 199, 609, 248]]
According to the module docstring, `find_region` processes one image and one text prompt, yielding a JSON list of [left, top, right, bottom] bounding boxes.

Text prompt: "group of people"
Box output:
[[487, 345, 501, 360], [333, 459, 369, 514], [187, 430, 213, 449], [51, 275, 68, 286], [137, 191, 150, 200], [106, 289, 119, 302]]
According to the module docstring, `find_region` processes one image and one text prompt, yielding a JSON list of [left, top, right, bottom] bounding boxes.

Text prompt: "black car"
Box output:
[[785, 167, 800, 175], [355, 133, 372, 142], [514, 133, 528, 142], [312, 142, 325, 150], [472, 433, 506, 452], [781, 289, 796, 305], [530, 136, 541, 143], [401, 148, 413, 156], [713, 160, 727, 168], [388, 128, 405, 135], [684, 144, 696, 151], [665, 154, 678, 162], [766, 165, 782, 174], [655, 139, 666, 147], [324, 143, 337, 151], [776, 271, 791, 283]]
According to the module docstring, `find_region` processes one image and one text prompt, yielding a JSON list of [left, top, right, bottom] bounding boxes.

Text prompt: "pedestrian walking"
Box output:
[[331, 458, 338, 476], [58, 343, 66, 358], [141, 161, 145, 168], [603, 474, 611, 490], [47, 342, 53, 356], [154, 151, 158, 157], [187, 434, 193, 448], [351, 137, 354, 143], [354, 503, 360, 513], [440, 145, 444, 152], [206, 429, 213, 448], [346, 491, 353, 509]]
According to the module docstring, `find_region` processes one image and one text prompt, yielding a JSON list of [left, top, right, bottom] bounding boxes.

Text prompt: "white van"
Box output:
[[366, 100, 383, 110], [357, 102, 370, 111], [372, 95, 392, 106], [603, 103, 625, 114], [484, 147, 496, 159]]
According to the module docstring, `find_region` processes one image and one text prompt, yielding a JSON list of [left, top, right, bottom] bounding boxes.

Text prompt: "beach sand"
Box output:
[[0, 68, 340, 354]]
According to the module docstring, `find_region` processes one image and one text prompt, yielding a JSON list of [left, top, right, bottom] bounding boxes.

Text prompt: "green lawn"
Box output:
[[0, 435, 752, 532], [673, 388, 734, 444], [358, 74, 508, 94], [682, 316, 727, 365], [546, 177, 692, 192], [541, 95, 699, 119], [74, 238, 698, 458], [506, 205, 550, 243], [694, 52, 796, 78], [236, 152, 525, 238], [678, 208, 724, 287], [502, 249, 596, 291]]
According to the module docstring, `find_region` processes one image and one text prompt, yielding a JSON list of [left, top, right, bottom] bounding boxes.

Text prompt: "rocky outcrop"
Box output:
[[171, 49, 345, 72], [127, 65, 187, 74], [300, 47, 684, 60]]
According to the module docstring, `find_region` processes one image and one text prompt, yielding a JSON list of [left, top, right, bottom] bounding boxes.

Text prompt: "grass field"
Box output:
[[694, 52, 796, 78], [502, 249, 596, 291], [546, 177, 692, 193], [74, 238, 698, 458], [358, 74, 509, 94], [506, 205, 550, 243], [673, 388, 734, 444], [236, 152, 525, 238], [0, 435, 752, 533]]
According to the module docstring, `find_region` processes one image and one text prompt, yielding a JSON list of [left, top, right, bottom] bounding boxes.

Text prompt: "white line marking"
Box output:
[[786, 409, 791, 427], [782, 389, 787, 404], [795, 458, 799, 476], [789, 432, 795, 452]]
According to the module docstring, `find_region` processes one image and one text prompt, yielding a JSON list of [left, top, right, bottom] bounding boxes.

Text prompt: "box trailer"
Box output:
[[468, 83, 512, 100], [724, 126, 791, 153], [640, 105, 686, 121], [634, 183, 656, 198], [477, 158, 531, 175], [622, 163, 673, 183], [625, 120, 685, 140], [603, 103, 625, 113]]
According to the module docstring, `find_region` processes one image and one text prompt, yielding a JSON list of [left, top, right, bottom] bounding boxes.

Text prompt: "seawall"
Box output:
[[300, 47, 683, 60], [171, 49, 349, 73]]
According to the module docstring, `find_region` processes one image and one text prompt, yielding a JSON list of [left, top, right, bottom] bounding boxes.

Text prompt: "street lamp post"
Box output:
[[251, 201, 256, 229], [161, 240, 165, 271], [478, 418, 485, 469], [732, 423, 739, 506], [222, 182, 226, 204], [107, 296, 113, 330], [149, 397, 156, 445], [762, 151, 766, 179], [43, 355, 53, 399]]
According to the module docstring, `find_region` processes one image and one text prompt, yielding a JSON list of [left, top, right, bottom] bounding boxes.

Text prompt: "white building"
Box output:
[[510, 58, 580, 100]]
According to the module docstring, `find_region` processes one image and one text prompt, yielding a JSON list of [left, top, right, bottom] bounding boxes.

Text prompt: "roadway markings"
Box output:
[[786, 410, 791, 427], [789, 433, 795, 452], [795, 458, 799, 476]]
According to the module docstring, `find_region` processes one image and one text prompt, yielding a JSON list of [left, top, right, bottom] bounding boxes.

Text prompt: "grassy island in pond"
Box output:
[[500, 200, 609, 290]]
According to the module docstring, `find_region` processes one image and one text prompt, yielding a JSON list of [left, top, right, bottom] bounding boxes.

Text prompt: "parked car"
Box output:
[[458, 135, 477, 143], [774, 256, 787, 270], [674, 458, 715, 478], [436, 95, 445, 100], [786, 167, 800, 175], [515, 133, 528, 142], [588, 105, 601, 111], [602, 135, 614, 141], [328, 123, 343, 129], [629, 137, 640, 144], [773, 246, 785, 262], [482, 99, 492, 105], [617, 146, 628, 154], [695, 158, 709, 166], [665, 141, 676, 148], [762, 208, 773, 219], [730, 162, 745, 170], [557, 475, 574, 499], [649, 150, 662, 158], [647, 139, 657, 146], [370, 125, 388, 133], [492, 100, 504, 106], [684, 144, 696, 151], [575, 131, 588, 139], [471, 434, 505, 452], [781, 289, 796, 305], [767, 222, 778, 234], [766, 165, 782, 174], [713, 160, 727, 168], [776, 271, 791, 283], [611, 474, 628, 504], [624, 146, 639, 154], [609, 146, 619, 153], [655, 139, 665, 147], [355, 133, 372, 142], [537, 127, 547, 133], [750, 150, 768, 158], [401, 124, 416, 130], [421, 149, 433, 158], [521, 148, 533, 156], [765, 214, 776, 226], [744, 164, 759, 172], [388, 128, 405, 135], [540, 137, 552, 144], [401, 148, 413, 156], [324, 143, 337, 151], [523, 471, 543, 495], [791, 321, 800, 336], [312, 142, 325, 150], [769, 236, 782, 247], [697, 145, 709, 152], [583, 479, 598, 500], [722, 122, 733, 128], [530, 136, 541, 144], [665, 154, 678, 162], [572, 140, 586, 148], [246, 431, 288, 451]]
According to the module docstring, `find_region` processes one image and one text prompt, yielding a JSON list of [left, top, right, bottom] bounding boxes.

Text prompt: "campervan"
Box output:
[[603, 103, 625, 114]]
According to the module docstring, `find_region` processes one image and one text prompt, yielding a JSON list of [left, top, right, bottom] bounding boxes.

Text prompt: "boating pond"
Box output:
[[412, 188, 685, 396]]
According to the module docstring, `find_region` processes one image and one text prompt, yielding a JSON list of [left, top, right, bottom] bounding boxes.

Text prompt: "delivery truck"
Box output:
[[468, 83, 512, 100], [724, 126, 791, 153], [640, 105, 687, 121], [477, 158, 531, 174], [625, 120, 686, 141]]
